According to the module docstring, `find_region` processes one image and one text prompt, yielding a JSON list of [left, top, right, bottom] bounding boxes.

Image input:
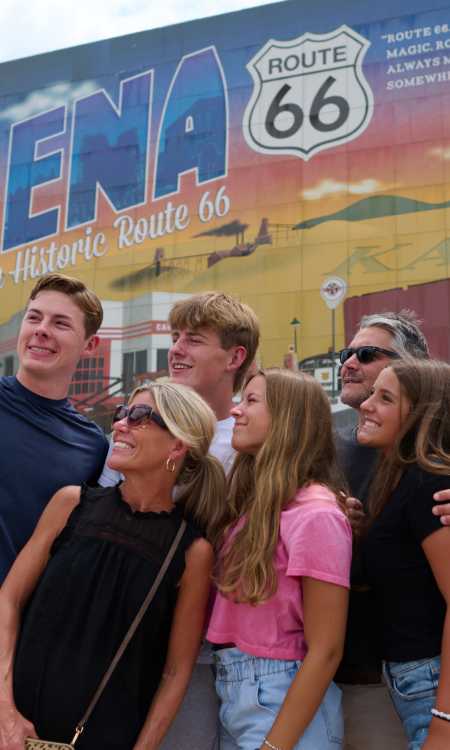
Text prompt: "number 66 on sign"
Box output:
[[243, 25, 374, 160]]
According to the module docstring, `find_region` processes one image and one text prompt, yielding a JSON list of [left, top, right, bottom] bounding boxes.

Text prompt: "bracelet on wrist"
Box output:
[[431, 707, 450, 722], [263, 739, 285, 750]]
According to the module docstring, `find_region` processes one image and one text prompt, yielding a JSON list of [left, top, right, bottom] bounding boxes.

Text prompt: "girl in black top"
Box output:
[[0, 382, 226, 750], [357, 359, 450, 750]]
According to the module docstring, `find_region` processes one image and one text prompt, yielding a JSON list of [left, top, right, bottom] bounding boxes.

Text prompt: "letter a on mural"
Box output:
[[243, 25, 374, 160]]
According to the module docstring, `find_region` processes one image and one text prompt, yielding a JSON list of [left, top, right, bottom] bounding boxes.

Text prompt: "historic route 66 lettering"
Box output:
[[243, 25, 374, 160]]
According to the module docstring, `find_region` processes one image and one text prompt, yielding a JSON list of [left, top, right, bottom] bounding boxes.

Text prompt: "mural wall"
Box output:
[[1, 0, 449, 396]]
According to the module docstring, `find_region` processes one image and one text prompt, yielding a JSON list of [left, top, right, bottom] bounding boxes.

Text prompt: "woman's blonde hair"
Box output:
[[129, 382, 227, 544], [216, 368, 347, 605], [368, 358, 450, 521]]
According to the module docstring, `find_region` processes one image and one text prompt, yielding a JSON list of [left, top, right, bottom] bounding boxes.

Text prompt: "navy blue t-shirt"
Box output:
[[0, 376, 108, 582]]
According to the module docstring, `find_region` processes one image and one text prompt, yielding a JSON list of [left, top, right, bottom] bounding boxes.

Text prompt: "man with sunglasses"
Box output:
[[335, 311, 430, 750], [0, 273, 108, 584]]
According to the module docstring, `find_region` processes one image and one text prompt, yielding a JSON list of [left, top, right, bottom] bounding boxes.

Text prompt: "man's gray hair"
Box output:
[[359, 309, 429, 359]]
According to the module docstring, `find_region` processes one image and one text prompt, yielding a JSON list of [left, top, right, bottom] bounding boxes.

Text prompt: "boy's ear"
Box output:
[[81, 335, 100, 355], [226, 345, 247, 373]]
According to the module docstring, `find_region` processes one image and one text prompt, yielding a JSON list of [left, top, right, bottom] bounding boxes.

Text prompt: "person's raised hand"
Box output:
[[432, 490, 450, 526], [344, 496, 365, 534]]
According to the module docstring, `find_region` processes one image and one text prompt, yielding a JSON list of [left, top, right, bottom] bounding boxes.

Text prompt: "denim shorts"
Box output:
[[214, 647, 343, 750], [383, 655, 441, 750]]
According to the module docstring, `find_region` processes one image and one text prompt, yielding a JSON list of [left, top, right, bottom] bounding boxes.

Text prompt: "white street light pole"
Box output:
[[320, 277, 348, 398]]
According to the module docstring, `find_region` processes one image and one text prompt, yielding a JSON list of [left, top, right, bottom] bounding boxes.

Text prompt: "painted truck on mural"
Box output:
[[0, 0, 449, 419]]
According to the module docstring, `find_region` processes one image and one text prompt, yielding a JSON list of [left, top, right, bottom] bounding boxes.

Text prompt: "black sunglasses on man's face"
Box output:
[[339, 346, 400, 366]]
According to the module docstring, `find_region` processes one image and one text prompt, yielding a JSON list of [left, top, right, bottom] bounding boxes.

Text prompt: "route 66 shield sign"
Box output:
[[243, 25, 374, 161]]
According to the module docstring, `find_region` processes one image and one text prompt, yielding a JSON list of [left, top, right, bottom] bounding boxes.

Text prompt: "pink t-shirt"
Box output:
[[207, 483, 352, 660]]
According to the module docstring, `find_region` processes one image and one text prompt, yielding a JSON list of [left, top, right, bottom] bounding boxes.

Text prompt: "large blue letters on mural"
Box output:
[[154, 48, 227, 199], [1, 47, 227, 252], [66, 72, 153, 229], [3, 108, 65, 251]]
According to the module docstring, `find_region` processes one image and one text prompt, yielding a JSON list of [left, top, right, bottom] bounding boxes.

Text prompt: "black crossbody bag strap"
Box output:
[[70, 519, 187, 745]]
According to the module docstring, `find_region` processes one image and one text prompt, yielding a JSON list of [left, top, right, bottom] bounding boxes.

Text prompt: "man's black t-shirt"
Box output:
[[363, 463, 446, 662], [335, 425, 380, 682], [335, 424, 379, 504]]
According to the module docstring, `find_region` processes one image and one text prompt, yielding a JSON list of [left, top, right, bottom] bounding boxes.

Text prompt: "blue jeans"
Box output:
[[214, 647, 343, 750], [383, 655, 441, 750]]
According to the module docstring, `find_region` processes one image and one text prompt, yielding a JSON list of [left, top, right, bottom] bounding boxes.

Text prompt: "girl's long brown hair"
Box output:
[[367, 359, 450, 522], [216, 368, 347, 605]]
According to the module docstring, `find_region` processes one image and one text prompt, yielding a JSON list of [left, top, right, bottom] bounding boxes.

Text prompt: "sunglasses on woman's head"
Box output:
[[111, 404, 168, 431], [339, 346, 400, 365]]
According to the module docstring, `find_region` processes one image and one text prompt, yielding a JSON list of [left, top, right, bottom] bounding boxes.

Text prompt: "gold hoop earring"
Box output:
[[166, 457, 176, 473]]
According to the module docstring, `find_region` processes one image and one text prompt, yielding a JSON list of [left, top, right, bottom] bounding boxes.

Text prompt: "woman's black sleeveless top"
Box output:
[[13, 484, 202, 750]]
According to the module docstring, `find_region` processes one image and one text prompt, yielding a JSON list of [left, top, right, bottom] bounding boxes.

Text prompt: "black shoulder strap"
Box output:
[[71, 519, 187, 745]]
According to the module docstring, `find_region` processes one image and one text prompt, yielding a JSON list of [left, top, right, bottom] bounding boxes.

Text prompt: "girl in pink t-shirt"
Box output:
[[207, 368, 352, 750]]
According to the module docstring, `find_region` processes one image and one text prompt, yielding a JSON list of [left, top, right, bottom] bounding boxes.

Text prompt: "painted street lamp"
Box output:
[[290, 317, 301, 353]]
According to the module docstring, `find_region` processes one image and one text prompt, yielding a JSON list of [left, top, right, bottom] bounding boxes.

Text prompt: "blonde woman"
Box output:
[[357, 359, 450, 749], [207, 369, 352, 750], [0, 383, 226, 750]]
